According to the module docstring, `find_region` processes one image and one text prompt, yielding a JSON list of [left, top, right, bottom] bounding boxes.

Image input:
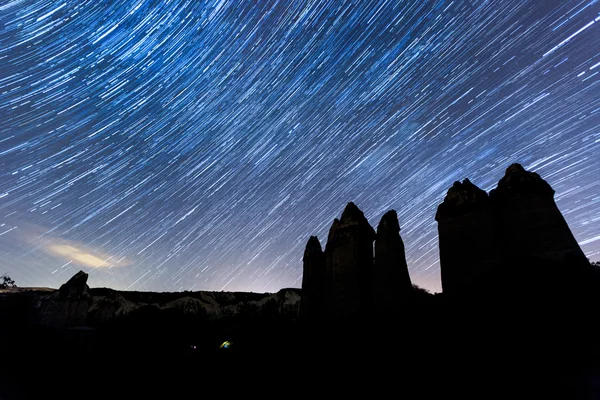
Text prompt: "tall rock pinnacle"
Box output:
[[323, 202, 375, 321], [489, 163, 588, 268], [373, 210, 412, 315], [435, 178, 489, 221], [435, 179, 498, 295], [300, 236, 325, 322]]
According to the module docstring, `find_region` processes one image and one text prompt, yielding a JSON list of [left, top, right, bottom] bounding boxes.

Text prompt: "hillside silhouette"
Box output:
[[1, 163, 599, 399]]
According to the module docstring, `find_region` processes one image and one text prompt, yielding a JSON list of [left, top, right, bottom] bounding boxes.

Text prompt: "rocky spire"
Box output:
[[303, 236, 324, 264], [435, 178, 489, 221], [489, 163, 554, 201], [300, 236, 325, 322], [373, 210, 412, 315], [490, 163, 588, 269], [323, 202, 375, 321], [340, 201, 370, 225], [436, 163, 590, 296], [333, 202, 376, 242], [436, 179, 498, 295]]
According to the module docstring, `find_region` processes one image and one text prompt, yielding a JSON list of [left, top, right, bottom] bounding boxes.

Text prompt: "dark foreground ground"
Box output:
[[2, 264, 600, 400], [1, 303, 600, 400]]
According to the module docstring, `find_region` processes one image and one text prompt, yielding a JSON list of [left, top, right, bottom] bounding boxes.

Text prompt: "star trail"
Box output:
[[1, 0, 599, 294]]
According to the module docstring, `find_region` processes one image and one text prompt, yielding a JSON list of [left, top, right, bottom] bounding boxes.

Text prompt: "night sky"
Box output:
[[1, 1, 599, 294]]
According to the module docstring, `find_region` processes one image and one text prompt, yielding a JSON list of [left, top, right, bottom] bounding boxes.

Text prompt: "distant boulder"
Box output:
[[58, 270, 90, 299], [38, 270, 92, 328]]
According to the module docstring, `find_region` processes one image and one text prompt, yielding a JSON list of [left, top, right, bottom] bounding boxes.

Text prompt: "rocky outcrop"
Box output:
[[435, 179, 498, 295], [489, 163, 588, 268], [58, 270, 90, 299], [323, 202, 376, 321], [302, 202, 413, 323], [87, 291, 134, 325], [300, 236, 325, 322], [436, 163, 590, 296], [373, 210, 412, 315], [37, 270, 93, 328]]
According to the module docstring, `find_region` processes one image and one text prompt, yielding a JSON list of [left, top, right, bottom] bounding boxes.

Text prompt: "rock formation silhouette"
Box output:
[[435, 178, 498, 295], [324, 202, 376, 321], [302, 202, 413, 323], [302, 162, 595, 325], [436, 163, 590, 296], [38, 270, 92, 328], [299, 236, 325, 322], [373, 210, 413, 316], [490, 163, 589, 269]]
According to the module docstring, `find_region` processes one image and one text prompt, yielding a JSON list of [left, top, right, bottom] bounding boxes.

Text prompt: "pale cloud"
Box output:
[[46, 242, 131, 268], [7, 222, 131, 269]]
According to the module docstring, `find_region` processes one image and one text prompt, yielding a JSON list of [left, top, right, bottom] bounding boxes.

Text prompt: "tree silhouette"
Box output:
[[0, 273, 16, 289]]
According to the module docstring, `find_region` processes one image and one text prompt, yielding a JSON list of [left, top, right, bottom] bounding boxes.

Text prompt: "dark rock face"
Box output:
[[59, 270, 90, 299], [302, 202, 413, 323], [489, 163, 588, 269], [373, 210, 412, 315], [435, 179, 498, 295], [436, 163, 590, 295], [87, 291, 131, 325], [38, 270, 92, 327], [435, 178, 489, 220], [323, 202, 376, 321]]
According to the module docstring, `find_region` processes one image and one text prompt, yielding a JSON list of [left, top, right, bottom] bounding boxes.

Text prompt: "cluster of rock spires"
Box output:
[[301, 203, 412, 323], [436, 163, 589, 295], [301, 163, 591, 322]]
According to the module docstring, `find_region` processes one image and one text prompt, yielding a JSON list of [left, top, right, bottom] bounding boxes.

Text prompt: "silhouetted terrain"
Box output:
[[299, 163, 600, 398], [1, 164, 599, 399]]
